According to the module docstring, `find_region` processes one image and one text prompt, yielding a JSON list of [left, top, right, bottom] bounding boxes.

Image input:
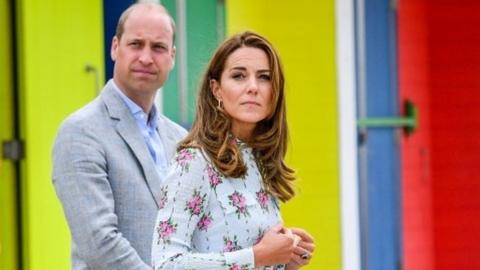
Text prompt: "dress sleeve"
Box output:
[[151, 148, 255, 270]]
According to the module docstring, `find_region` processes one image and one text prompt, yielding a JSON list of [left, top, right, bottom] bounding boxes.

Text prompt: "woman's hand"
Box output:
[[285, 227, 315, 270], [253, 224, 297, 268]]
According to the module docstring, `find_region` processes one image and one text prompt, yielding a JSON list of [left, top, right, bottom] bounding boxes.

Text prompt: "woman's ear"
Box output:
[[210, 79, 220, 99]]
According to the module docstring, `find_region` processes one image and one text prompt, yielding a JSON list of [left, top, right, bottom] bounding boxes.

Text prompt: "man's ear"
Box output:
[[111, 36, 119, 61], [170, 45, 176, 70]]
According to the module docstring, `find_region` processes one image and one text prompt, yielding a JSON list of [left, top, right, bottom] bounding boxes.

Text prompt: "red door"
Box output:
[[399, 1, 480, 269]]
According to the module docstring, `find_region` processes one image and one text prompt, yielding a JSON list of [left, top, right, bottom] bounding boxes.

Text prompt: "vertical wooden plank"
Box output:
[[361, 0, 402, 269], [162, 0, 223, 126], [336, 0, 361, 268], [186, 0, 223, 124], [398, 1, 435, 269], [0, 0, 18, 269], [428, 2, 480, 269]]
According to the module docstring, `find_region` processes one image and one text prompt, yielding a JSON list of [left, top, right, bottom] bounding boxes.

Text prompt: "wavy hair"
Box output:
[[178, 31, 295, 202]]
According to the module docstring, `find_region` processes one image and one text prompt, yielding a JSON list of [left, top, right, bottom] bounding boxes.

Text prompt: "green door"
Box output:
[[0, 0, 19, 269]]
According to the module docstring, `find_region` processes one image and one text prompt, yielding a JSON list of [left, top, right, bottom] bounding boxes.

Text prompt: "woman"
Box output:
[[151, 31, 314, 270]]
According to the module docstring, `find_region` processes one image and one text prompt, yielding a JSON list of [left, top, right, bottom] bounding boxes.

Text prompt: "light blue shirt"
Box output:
[[112, 80, 168, 179]]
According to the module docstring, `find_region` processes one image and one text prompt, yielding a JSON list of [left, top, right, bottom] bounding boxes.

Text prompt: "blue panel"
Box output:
[[103, 0, 136, 81], [362, 0, 402, 269]]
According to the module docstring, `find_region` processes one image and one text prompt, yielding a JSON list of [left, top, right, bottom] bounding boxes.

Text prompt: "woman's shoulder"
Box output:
[[172, 146, 215, 173]]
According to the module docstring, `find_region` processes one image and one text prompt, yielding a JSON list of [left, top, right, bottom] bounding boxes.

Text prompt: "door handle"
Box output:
[[85, 63, 100, 95], [357, 99, 418, 135]]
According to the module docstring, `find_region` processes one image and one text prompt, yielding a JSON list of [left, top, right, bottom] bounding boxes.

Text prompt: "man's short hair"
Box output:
[[115, 3, 176, 44]]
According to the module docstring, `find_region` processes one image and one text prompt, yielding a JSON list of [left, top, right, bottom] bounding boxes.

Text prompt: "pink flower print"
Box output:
[[156, 218, 177, 244], [206, 165, 222, 190], [227, 264, 250, 270], [223, 235, 240, 252], [185, 189, 206, 217], [197, 212, 213, 231], [228, 191, 249, 218], [158, 186, 168, 209], [256, 189, 270, 211], [176, 148, 196, 174], [230, 264, 241, 270]]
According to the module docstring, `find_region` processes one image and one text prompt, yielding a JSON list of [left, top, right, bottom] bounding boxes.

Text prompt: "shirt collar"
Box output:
[[111, 79, 159, 129]]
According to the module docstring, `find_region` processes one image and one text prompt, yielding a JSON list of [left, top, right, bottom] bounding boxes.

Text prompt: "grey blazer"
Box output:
[[52, 80, 187, 269]]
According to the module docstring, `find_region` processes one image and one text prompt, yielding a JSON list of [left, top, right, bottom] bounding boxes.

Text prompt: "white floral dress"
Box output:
[[151, 144, 285, 270]]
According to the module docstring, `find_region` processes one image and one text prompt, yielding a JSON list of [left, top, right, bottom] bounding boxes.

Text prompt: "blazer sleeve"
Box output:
[[151, 148, 255, 270], [52, 119, 150, 270]]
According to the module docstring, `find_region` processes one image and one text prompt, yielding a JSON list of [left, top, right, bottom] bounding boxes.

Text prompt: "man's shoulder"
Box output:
[[57, 97, 107, 134]]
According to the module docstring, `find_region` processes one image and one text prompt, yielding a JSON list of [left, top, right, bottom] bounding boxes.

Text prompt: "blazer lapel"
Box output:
[[101, 81, 162, 209]]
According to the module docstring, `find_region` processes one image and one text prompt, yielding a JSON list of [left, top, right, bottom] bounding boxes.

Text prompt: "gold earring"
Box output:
[[216, 99, 223, 111]]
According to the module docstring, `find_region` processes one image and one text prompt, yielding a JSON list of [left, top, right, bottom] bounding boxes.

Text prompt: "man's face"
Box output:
[[111, 7, 175, 99]]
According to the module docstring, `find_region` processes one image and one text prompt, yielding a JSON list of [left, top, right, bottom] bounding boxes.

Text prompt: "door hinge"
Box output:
[[2, 139, 24, 161], [357, 99, 418, 136]]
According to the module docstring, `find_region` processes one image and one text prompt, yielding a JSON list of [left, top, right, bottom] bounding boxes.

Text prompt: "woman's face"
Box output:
[[211, 47, 273, 140]]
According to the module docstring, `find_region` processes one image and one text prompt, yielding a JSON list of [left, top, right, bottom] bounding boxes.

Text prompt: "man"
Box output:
[[52, 3, 186, 269]]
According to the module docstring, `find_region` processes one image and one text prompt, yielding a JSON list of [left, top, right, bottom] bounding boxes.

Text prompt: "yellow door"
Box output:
[[16, 0, 104, 269], [0, 0, 19, 269]]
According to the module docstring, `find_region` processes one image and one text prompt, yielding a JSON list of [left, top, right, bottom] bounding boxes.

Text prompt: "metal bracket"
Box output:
[[357, 99, 418, 136], [2, 139, 24, 161]]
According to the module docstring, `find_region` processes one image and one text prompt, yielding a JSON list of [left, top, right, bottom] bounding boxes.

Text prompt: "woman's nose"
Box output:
[[247, 77, 259, 94]]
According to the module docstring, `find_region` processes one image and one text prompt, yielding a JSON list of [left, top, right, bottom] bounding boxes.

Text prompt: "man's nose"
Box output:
[[138, 48, 153, 65]]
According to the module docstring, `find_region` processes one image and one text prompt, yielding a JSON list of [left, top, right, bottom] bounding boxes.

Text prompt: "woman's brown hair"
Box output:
[[178, 31, 295, 202]]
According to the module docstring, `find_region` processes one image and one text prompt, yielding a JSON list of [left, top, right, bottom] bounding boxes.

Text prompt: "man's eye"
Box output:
[[153, 45, 168, 51]]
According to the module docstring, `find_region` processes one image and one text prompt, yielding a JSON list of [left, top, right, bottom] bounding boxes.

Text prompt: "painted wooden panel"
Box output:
[[162, 0, 224, 127], [0, 1, 18, 269], [428, 2, 480, 269], [17, 0, 104, 268], [103, 0, 135, 82], [226, 1, 341, 269], [398, 1, 435, 269], [358, 0, 402, 269]]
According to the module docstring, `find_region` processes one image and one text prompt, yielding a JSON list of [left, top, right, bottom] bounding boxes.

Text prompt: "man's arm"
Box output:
[[52, 120, 150, 269]]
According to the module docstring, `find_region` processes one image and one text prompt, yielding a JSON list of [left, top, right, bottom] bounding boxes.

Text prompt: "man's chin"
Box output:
[[132, 81, 162, 93]]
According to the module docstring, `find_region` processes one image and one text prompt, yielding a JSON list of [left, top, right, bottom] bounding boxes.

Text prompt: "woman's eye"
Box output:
[[259, 74, 271, 81], [232, 73, 245, 80]]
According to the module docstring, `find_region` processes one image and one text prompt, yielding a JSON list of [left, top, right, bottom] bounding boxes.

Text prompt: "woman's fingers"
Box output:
[[293, 245, 313, 261], [282, 227, 302, 246], [297, 241, 315, 252], [290, 227, 314, 243]]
